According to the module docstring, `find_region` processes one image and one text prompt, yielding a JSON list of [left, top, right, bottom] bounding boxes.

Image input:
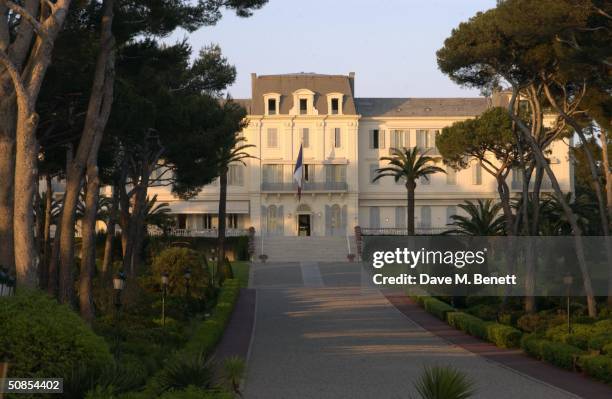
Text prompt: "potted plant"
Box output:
[[347, 253, 356, 262], [258, 254, 268, 263]]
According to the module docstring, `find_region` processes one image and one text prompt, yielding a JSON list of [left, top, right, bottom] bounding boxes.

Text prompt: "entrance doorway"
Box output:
[[298, 214, 311, 236]]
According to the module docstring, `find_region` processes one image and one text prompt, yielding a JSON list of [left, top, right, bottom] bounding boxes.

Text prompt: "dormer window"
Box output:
[[268, 98, 277, 115], [264, 93, 281, 116], [290, 89, 317, 116], [299, 99, 308, 115], [326, 93, 343, 115]]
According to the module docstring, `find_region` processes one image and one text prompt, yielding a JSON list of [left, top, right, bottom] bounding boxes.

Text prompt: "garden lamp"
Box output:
[[563, 273, 573, 334], [113, 271, 126, 311]]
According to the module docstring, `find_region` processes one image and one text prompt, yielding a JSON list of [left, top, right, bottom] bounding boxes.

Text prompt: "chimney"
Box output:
[[348, 72, 355, 95], [251, 73, 257, 99]]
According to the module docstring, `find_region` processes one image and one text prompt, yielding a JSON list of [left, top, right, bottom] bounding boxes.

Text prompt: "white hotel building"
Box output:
[[149, 73, 572, 259]]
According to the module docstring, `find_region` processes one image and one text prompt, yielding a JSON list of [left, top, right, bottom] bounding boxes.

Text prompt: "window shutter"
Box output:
[[370, 207, 380, 228], [325, 205, 331, 236], [380, 130, 386, 148], [395, 207, 406, 228], [341, 205, 347, 235], [277, 205, 284, 235], [237, 166, 244, 186], [428, 131, 436, 149], [416, 130, 425, 148], [302, 128, 309, 148], [339, 165, 346, 183], [261, 206, 268, 236], [421, 206, 431, 228], [325, 165, 332, 183], [369, 130, 374, 149], [472, 163, 482, 185]]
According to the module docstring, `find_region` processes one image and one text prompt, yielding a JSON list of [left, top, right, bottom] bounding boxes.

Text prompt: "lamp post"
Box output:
[[563, 273, 573, 334], [161, 271, 169, 327], [112, 272, 126, 357]]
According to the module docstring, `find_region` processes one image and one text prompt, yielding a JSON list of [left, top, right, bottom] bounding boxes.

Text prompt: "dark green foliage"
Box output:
[[422, 297, 455, 320], [0, 291, 113, 379], [521, 335, 583, 370], [545, 320, 612, 352], [516, 312, 565, 334], [151, 352, 212, 393], [465, 304, 498, 321], [157, 386, 234, 399], [445, 199, 505, 236], [413, 366, 476, 399], [150, 247, 210, 299], [446, 312, 522, 348], [578, 355, 612, 384]]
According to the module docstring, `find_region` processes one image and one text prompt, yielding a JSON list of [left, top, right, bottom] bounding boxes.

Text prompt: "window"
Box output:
[[390, 130, 407, 149], [227, 214, 238, 229], [267, 128, 278, 148], [301, 128, 309, 148], [334, 128, 341, 148], [370, 129, 380, 149], [331, 98, 339, 114], [370, 164, 379, 184], [299, 98, 308, 115], [326, 164, 346, 183], [420, 206, 432, 228], [303, 164, 311, 182], [446, 206, 456, 225], [262, 164, 284, 183], [268, 98, 277, 115], [227, 165, 244, 186], [370, 207, 380, 228], [416, 129, 437, 151], [202, 214, 213, 229], [446, 166, 457, 185], [472, 162, 482, 185], [395, 207, 406, 228], [177, 214, 187, 229]]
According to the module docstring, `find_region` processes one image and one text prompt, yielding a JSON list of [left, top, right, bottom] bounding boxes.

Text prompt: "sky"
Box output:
[[172, 0, 498, 99]]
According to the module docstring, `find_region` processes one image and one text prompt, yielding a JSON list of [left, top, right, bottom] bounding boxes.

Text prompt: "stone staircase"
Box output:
[[254, 236, 356, 262]]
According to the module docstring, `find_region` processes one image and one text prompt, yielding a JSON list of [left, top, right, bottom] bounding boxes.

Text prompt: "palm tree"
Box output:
[[445, 199, 505, 236], [374, 147, 445, 235], [144, 194, 174, 235], [216, 135, 255, 281]]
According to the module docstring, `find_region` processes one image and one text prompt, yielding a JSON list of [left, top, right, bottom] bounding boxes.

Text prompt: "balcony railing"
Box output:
[[148, 227, 249, 237], [360, 227, 450, 236], [261, 181, 348, 192]]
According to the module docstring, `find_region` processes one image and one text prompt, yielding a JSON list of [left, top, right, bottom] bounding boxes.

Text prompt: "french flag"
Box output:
[[293, 144, 304, 200]]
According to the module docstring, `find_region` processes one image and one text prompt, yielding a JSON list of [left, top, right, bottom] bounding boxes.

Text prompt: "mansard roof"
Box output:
[[249, 73, 357, 115], [354, 97, 490, 117]]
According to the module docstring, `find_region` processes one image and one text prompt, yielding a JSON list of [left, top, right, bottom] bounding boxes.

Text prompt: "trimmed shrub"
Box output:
[[422, 297, 454, 320], [466, 304, 498, 321], [0, 291, 113, 379], [446, 312, 521, 348], [521, 335, 583, 370], [158, 386, 233, 399], [517, 312, 564, 334], [578, 355, 612, 384], [150, 247, 210, 299]]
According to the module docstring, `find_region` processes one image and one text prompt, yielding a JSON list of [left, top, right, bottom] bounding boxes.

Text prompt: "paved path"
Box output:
[[243, 262, 584, 399]]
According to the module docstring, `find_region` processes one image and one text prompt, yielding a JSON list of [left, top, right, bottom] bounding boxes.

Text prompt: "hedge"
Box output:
[[578, 355, 612, 384], [521, 335, 583, 370], [0, 291, 113, 378], [143, 279, 241, 396], [422, 297, 455, 320], [446, 312, 522, 348]]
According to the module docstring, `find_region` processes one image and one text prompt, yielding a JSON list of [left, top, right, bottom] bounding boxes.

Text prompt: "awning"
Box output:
[[167, 200, 250, 214]]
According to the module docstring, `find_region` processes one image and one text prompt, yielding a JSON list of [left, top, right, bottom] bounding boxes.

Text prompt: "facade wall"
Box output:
[[148, 75, 573, 237]]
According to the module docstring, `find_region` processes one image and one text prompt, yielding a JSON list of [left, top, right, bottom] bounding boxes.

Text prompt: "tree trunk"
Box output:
[[217, 168, 228, 281], [496, 174, 514, 234], [508, 89, 597, 317], [123, 176, 149, 275], [0, 97, 15, 270], [40, 174, 53, 289], [101, 186, 118, 275], [406, 181, 415, 235], [79, 163, 100, 323], [13, 109, 40, 288], [58, 0, 115, 304], [600, 129, 612, 307]]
